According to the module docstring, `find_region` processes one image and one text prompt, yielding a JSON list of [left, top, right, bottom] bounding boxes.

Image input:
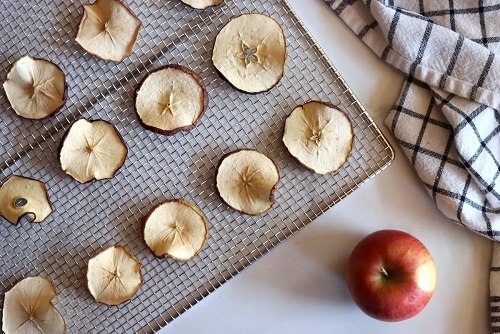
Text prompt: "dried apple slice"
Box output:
[[216, 149, 279, 215], [0, 175, 52, 225], [3, 56, 66, 119], [135, 65, 208, 135], [59, 119, 127, 184], [283, 101, 354, 174], [75, 0, 141, 62], [2, 276, 65, 334], [143, 199, 208, 261], [180, 0, 223, 9], [87, 246, 142, 306], [212, 13, 286, 93]]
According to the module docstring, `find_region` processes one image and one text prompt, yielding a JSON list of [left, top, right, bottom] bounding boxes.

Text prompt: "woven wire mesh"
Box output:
[[0, 0, 394, 332]]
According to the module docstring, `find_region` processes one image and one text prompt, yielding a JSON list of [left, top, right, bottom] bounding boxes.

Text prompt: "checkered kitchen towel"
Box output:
[[326, 0, 500, 329]]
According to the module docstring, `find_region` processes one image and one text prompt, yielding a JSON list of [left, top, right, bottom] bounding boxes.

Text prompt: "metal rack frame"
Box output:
[[0, 0, 394, 332]]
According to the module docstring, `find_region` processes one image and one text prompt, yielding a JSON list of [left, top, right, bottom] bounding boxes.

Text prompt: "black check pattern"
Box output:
[[327, 0, 500, 330], [493, 243, 500, 332]]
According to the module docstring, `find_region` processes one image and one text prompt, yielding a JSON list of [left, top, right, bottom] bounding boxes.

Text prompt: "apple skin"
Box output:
[[346, 229, 436, 322]]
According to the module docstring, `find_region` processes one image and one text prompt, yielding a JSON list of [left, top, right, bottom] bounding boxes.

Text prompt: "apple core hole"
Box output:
[[14, 198, 28, 207]]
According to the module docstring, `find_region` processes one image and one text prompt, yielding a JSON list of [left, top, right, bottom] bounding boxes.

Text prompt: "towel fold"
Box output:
[[326, 0, 500, 330]]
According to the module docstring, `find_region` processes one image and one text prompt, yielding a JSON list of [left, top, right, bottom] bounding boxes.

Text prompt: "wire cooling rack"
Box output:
[[0, 0, 394, 332]]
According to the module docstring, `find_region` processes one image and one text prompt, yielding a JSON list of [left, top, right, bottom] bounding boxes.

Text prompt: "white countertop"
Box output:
[[159, 0, 493, 333]]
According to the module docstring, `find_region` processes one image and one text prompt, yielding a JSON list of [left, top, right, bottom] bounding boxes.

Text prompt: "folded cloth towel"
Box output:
[[326, 0, 500, 329]]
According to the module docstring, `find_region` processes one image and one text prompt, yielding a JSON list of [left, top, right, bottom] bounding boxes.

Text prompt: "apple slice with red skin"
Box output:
[[346, 229, 436, 322]]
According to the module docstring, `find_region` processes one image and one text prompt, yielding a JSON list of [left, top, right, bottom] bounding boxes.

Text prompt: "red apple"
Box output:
[[346, 229, 436, 322]]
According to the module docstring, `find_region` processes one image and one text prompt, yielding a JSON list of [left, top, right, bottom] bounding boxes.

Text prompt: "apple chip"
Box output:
[[143, 199, 208, 261], [59, 119, 127, 184], [3, 56, 66, 119], [135, 65, 208, 135], [180, 0, 223, 9], [2, 276, 65, 334], [212, 13, 286, 93], [87, 246, 142, 306], [75, 0, 141, 62], [216, 149, 279, 215], [283, 101, 354, 174], [0, 175, 52, 225]]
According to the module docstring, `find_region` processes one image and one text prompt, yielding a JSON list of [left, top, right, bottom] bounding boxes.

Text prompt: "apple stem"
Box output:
[[380, 267, 390, 279]]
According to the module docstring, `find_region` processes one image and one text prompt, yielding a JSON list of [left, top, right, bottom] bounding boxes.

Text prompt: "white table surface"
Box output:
[[159, 0, 493, 333]]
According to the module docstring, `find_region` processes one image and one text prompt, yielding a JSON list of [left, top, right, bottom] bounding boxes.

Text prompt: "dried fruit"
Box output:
[[75, 0, 141, 62], [216, 149, 279, 215], [87, 246, 142, 306], [143, 199, 208, 261], [212, 13, 286, 93], [3, 56, 66, 119], [180, 0, 223, 9], [283, 101, 354, 174], [2, 276, 65, 334], [0, 175, 52, 225], [135, 65, 208, 135], [59, 119, 127, 184]]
